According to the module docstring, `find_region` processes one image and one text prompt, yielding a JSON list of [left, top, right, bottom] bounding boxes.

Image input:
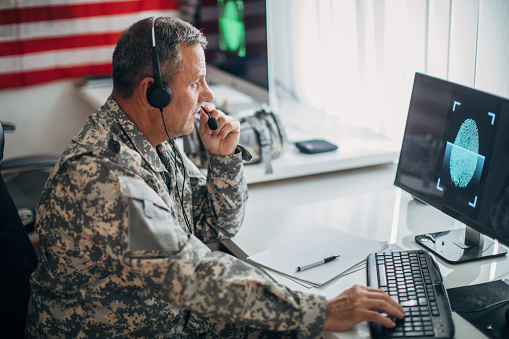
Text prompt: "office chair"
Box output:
[[0, 122, 58, 235], [0, 121, 38, 338]]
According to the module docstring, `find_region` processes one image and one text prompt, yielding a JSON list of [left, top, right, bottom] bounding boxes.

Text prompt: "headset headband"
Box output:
[[151, 17, 164, 90]]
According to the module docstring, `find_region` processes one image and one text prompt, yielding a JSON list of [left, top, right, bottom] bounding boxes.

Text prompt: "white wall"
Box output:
[[476, 0, 509, 97], [0, 80, 98, 159]]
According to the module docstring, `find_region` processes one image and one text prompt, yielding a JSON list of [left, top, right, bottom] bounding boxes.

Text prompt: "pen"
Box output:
[[295, 254, 341, 272]]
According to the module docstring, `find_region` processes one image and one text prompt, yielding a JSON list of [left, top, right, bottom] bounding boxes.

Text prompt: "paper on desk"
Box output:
[[279, 261, 367, 289], [247, 225, 387, 287]]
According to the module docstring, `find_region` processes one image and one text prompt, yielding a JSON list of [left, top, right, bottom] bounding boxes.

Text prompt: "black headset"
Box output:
[[146, 17, 172, 109], [146, 17, 218, 130]]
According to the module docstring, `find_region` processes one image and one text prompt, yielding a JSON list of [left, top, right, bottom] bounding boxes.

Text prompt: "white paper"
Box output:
[[247, 225, 387, 287]]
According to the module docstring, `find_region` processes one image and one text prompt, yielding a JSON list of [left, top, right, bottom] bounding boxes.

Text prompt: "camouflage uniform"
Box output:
[[26, 98, 327, 338]]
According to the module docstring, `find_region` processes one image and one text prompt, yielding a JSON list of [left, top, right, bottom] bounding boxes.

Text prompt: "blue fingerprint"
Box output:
[[450, 119, 479, 188]]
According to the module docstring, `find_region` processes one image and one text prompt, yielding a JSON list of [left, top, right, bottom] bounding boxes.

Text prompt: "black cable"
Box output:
[[168, 138, 192, 234], [453, 298, 509, 313], [159, 108, 193, 234]]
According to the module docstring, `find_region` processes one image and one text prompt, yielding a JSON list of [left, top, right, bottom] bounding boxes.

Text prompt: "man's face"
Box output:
[[163, 43, 214, 138]]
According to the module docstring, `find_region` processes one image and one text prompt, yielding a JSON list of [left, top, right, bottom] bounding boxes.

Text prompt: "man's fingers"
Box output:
[[366, 298, 405, 320], [367, 289, 405, 315], [212, 116, 240, 139], [365, 310, 398, 328], [323, 285, 407, 332], [199, 107, 241, 155]]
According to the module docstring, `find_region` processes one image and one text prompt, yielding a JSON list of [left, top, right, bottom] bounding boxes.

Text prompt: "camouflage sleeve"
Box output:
[[190, 146, 248, 243], [126, 237, 327, 338], [118, 166, 327, 337]]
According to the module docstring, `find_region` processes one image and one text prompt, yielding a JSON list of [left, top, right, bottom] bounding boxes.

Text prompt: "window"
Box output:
[[269, 0, 509, 141]]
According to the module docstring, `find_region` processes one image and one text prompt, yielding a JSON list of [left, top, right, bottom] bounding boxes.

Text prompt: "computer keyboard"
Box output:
[[366, 250, 454, 338]]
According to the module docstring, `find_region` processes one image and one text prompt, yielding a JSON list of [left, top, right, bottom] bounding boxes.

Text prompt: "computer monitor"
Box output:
[[198, 0, 270, 105], [395, 72, 509, 264]]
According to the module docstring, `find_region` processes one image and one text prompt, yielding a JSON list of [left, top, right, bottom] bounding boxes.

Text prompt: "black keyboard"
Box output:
[[366, 250, 454, 338]]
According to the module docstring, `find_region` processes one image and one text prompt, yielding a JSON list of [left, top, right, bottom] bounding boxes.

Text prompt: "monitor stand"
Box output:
[[415, 226, 507, 264]]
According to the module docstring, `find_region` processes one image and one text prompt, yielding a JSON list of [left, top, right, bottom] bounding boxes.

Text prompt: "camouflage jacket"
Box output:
[[26, 98, 327, 338]]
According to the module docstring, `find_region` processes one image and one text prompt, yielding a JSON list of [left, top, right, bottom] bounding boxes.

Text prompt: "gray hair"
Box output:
[[112, 17, 207, 99]]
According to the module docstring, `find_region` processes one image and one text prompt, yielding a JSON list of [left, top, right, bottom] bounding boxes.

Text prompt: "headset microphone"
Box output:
[[201, 106, 218, 130]]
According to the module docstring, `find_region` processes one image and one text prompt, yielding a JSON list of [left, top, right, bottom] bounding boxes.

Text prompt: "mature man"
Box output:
[[26, 17, 403, 338]]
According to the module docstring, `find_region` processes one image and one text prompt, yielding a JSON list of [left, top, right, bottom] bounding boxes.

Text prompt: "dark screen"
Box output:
[[395, 73, 509, 247], [198, 0, 268, 90]]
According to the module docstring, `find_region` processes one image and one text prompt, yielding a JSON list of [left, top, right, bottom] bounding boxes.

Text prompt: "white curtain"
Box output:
[[269, 0, 509, 141]]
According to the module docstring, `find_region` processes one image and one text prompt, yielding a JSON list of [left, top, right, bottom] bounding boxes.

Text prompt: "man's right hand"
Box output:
[[322, 284, 405, 332], [198, 104, 240, 156]]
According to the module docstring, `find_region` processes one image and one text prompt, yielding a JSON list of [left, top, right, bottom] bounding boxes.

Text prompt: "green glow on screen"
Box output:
[[218, 0, 246, 57]]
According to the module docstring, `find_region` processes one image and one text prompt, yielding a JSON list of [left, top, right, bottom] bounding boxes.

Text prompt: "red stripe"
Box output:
[[0, 0, 178, 25], [0, 32, 121, 57], [0, 63, 112, 89]]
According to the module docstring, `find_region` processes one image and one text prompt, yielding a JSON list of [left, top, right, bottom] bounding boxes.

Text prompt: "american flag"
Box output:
[[0, 0, 179, 90]]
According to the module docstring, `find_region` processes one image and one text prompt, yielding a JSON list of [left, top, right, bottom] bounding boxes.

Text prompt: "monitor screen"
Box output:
[[395, 73, 509, 263], [198, 0, 269, 104]]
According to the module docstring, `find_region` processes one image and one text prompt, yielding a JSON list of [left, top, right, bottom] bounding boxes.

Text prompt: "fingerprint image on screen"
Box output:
[[436, 118, 485, 219], [450, 118, 480, 188]]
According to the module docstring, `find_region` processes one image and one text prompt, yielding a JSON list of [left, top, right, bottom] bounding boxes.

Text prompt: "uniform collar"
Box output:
[[105, 97, 166, 173]]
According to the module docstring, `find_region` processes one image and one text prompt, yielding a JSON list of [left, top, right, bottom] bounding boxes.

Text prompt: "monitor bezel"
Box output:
[[394, 72, 509, 260]]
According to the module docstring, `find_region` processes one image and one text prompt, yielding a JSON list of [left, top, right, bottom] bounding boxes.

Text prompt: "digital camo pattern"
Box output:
[[26, 97, 327, 338]]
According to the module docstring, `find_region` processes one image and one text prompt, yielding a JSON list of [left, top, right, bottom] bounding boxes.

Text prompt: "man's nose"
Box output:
[[200, 81, 215, 103]]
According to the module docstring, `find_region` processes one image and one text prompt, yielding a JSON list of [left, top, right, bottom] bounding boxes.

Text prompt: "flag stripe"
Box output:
[[0, 33, 121, 58], [0, 63, 112, 89], [0, 10, 179, 43], [0, 0, 178, 24], [0, 0, 133, 10], [1, 45, 115, 73]]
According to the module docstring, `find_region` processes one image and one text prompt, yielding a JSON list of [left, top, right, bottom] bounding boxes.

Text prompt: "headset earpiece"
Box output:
[[146, 17, 172, 109], [147, 81, 172, 109]]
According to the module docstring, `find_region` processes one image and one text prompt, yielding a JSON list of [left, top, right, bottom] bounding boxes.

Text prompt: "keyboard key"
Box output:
[[378, 264, 387, 286], [405, 331, 424, 336], [400, 299, 418, 307]]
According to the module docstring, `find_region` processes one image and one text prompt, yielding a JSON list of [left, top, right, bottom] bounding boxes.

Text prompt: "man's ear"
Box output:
[[138, 77, 155, 110]]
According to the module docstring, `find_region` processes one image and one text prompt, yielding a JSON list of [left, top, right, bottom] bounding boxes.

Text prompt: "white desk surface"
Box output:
[[222, 163, 509, 338]]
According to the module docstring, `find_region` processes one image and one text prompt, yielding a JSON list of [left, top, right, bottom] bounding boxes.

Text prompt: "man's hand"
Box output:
[[323, 285, 405, 332], [198, 105, 240, 156]]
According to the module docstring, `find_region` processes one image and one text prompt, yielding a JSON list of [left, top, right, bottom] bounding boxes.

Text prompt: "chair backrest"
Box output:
[[0, 121, 38, 338], [0, 120, 5, 165]]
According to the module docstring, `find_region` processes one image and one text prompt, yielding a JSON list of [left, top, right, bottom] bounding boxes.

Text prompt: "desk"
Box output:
[[222, 163, 509, 338]]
